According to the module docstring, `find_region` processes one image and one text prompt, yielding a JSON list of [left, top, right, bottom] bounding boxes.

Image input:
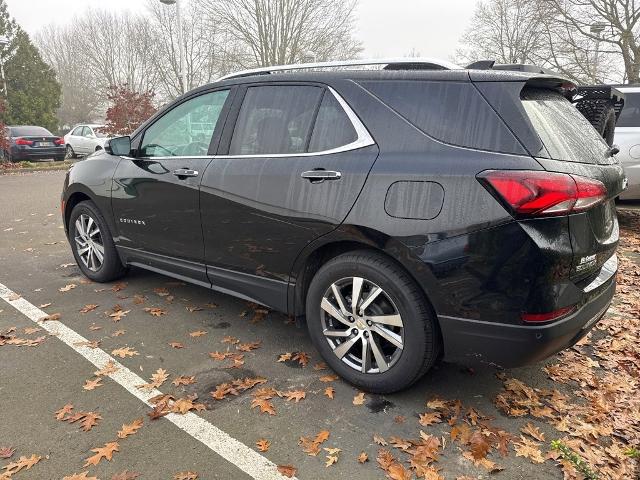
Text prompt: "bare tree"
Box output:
[[542, 0, 640, 83], [457, 0, 624, 83], [35, 25, 101, 126], [195, 0, 362, 67], [457, 0, 549, 65]]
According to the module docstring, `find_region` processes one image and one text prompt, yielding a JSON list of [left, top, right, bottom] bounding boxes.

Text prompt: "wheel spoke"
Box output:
[[367, 314, 403, 327], [86, 217, 95, 235], [323, 328, 351, 338], [372, 324, 403, 349], [75, 218, 85, 237], [75, 237, 88, 248], [77, 245, 90, 255], [331, 283, 350, 316], [321, 298, 351, 327], [361, 336, 372, 373], [369, 336, 389, 372], [358, 287, 382, 314], [351, 277, 363, 314], [93, 244, 104, 263], [88, 227, 100, 237], [332, 334, 360, 359]]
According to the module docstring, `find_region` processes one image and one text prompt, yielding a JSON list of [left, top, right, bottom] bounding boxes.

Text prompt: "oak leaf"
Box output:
[[111, 346, 139, 358], [373, 434, 388, 446], [67, 411, 102, 432], [521, 422, 545, 442], [55, 403, 74, 420], [1, 454, 41, 476], [59, 284, 77, 292], [169, 342, 184, 349], [353, 392, 365, 405], [324, 386, 335, 399], [283, 390, 306, 403], [109, 309, 131, 322], [276, 465, 296, 478], [357, 451, 369, 463], [84, 442, 119, 466], [95, 361, 119, 377], [469, 431, 491, 459], [319, 374, 339, 382], [173, 473, 198, 480], [189, 330, 207, 337], [83, 378, 103, 390], [277, 352, 292, 362], [0, 447, 15, 459], [292, 351, 310, 367], [117, 418, 143, 439], [419, 411, 442, 426], [251, 397, 276, 415], [143, 307, 166, 317], [256, 439, 271, 452], [80, 304, 99, 313], [112, 330, 126, 337], [137, 368, 169, 391], [514, 436, 545, 463], [40, 312, 61, 321], [237, 341, 261, 352], [313, 362, 327, 370], [172, 375, 196, 386]]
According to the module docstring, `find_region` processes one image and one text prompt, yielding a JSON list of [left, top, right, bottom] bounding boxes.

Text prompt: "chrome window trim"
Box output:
[[134, 87, 375, 161]]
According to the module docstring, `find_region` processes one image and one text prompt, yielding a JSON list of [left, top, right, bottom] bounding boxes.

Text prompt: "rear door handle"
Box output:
[[173, 168, 199, 178], [301, 170, 342, 183]]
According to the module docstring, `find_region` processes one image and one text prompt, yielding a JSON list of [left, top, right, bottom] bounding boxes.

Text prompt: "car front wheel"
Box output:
[[306, 251, 439, 393], [69, 201, 126, 282]]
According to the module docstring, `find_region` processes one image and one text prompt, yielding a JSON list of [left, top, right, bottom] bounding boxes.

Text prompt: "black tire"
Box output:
[[65, 145, 75, 159], [68, 200, 126, 282], [305, 250, 439, 393]]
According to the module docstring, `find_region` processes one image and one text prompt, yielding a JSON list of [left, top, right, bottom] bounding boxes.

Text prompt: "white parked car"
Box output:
[[613, 86, 640, 200], [64, 124, 110, 158]]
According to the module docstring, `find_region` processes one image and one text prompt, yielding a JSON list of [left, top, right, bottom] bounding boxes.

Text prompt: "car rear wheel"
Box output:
[[69, 201, 126, 282], [306, 251, 439, 393], [65, 145, 75, 159]]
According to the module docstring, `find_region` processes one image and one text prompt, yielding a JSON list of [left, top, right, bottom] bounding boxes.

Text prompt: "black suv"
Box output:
[[62, 60, 625, 393]]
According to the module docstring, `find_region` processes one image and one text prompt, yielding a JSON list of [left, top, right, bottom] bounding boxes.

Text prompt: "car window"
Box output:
[[521, 88, 608, 164], [229, 85, 323, 155], [616, 91, 640, 127], [11, 126, 52, 137], [358, 80, 523, 154], [308, 92, 358, 152], [72, 126, 84, 136], [84, 127, 94, 137], [140, 90, 230, 158]]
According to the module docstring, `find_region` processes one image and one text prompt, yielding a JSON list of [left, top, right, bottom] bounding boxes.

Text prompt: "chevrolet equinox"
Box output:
[[62, 59, 625, 393]]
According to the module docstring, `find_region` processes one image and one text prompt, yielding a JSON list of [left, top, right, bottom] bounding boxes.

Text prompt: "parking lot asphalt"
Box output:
[[1, 170, 638, 480]]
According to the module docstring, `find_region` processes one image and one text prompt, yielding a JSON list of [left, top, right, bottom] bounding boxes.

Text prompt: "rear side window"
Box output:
[[521, 88, 608, 164], [308, 92, 357, 152], [358, 80, 523, 153], [229, 86, 323, 155], [72, 126, 84, 136], [616, 91, 640, 127]]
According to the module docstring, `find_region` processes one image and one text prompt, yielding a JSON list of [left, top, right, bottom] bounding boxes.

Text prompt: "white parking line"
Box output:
[[0, 282, 296, 480]]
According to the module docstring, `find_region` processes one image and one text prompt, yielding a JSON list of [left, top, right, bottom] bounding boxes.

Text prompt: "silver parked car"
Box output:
[[64, 124, 110, 158], [613, 86, 640, 200]]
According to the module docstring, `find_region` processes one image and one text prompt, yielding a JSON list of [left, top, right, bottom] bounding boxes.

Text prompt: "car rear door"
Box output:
[[199, 83, 378, 309], [111, 88, 233, 285]]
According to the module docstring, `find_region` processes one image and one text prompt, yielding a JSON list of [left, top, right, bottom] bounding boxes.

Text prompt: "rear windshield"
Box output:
[[616, 91, 640, 127], [521, 88, 608, 164], [10, 126, 52, 137]]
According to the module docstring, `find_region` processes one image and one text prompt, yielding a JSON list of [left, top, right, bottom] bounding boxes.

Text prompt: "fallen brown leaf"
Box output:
[[276, 465, 297, 478], [353, 392, 365, 405], [117, 418, 143, 439], [256, 439, 271, 452], [84, 442, 119, 466]]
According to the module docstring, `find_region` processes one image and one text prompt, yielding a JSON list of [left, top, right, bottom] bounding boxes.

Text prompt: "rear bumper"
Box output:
[[439, 255, 616, 367], [10, 146, 66, 160]]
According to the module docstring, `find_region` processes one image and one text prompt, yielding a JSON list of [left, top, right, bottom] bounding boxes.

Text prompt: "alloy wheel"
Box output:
[[65, 145, 74, 159], [74, 213, 104, 271], [320, 277, 404, 374]]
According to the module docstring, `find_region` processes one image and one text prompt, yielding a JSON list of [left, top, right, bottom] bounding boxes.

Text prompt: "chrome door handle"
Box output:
[[301, 170, 342, 183], [173, 168, 199, 177]]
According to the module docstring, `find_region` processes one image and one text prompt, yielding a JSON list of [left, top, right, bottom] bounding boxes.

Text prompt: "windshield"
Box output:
[[616, 91, 640, 127], [521, 88, 609, 164], [10, 126, 52, 137]]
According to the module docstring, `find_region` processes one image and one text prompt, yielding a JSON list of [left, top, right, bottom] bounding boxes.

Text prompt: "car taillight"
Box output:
[[15, 137, 34, 146], [54, 137, 64, 145], [477, 170, 607, 217], [522, 305, 576, 323]]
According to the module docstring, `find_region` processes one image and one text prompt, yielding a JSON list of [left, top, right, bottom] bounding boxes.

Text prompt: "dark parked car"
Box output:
[[3, 125, 66, 162], [62, 59, 625, 393]]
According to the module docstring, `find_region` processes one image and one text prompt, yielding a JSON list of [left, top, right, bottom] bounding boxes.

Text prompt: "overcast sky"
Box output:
[[5, 0, 477, 61]]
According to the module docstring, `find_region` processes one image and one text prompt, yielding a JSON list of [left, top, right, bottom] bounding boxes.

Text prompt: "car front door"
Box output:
[[111, 88, 233, 285], [200, 84, 379, 309], [70, 126, 85, 154]]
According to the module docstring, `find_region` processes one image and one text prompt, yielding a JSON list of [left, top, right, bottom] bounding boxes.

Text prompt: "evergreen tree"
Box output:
[[0, 0, 61, 131]]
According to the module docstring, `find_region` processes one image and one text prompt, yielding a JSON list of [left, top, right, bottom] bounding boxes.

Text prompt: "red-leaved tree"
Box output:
[[101, 84, 157, 136]]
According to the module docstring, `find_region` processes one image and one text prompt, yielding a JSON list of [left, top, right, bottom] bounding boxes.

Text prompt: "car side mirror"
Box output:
[[105, 136, 131, 156]]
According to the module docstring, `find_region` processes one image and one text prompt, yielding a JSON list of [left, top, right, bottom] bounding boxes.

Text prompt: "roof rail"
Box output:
[[217, 57, 462, 81]]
